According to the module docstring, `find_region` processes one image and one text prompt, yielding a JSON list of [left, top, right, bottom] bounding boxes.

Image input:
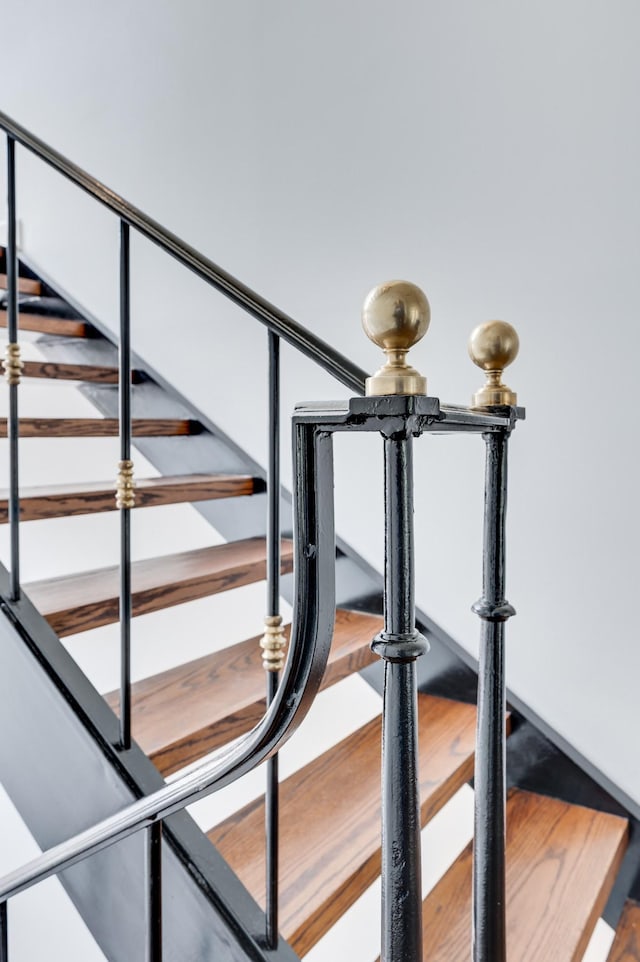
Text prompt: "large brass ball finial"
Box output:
[[468, 320, 519, 408], [362, 280, 430, 396]]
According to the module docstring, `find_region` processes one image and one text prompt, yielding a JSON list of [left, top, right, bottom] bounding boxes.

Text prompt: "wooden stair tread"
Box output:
[[420, 788, 628, 962], [0, 309, 89, 337], [0, 418, 197, 438], [0, 474, 259, 523], [26, 537, 293, 637], [207, 692, 479, 957], [0, 274, 42, 295], [608, 901, 640, 961], [19, 361, 123, 383], [105, 607, 381, 776]]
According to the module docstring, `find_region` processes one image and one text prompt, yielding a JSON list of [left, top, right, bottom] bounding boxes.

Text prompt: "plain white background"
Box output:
[[0, 1, 637, 957]]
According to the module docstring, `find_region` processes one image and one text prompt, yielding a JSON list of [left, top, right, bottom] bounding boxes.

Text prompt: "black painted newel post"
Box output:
[[354, 285, 524, 962], [468, 321, 520, 962], [373, 431, 428, 962], [361, 281, 432, 962]]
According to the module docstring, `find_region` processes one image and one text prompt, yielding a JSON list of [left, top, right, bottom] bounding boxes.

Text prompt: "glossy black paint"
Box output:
[[472, 430, 514, 962], [373, 436, 427, 962], [0, 110, 366, 395], [5, 135, 20, 602], [0, 901, 7, 962], [146, 821, 163, 962], [119, 219, 133, 751], [0, 419, 337, 927], [265, 329, 281, 948], [0, 567, 300, 962]]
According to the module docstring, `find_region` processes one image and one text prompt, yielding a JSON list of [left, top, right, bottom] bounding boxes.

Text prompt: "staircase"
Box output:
[[1, 113, 640, 962]]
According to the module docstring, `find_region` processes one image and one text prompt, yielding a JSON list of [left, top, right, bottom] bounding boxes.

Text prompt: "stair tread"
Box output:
[[19, 360, 123, 383], [607, 900, 640, 961], [207, 692, 478, 957], [0, 274, 42, 295], [0, 309, 89, 337], [105, 607, 381, 776], [0, 418, 197, 437], [0, 473, 259, 523], [26, 537, 293, 637], [420, 788, 628, 962]]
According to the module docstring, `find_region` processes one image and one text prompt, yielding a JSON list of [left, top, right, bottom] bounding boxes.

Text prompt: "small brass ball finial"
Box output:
[[468, 320, 519, 408], [362, 280, 430, 396]]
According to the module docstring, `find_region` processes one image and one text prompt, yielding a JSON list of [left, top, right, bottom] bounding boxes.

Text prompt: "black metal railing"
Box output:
[[0, 104, 367, 957], [0, 108, 523, 962], [0, 405, 339, 959]]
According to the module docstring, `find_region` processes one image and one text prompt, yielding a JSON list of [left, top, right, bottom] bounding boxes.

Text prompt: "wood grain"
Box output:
[[105, 608, 381, 775], [419, 789, 628, 962], [0, 310, 89, 337], [608, 901, 640, 961], [0, 474, 258, 523], [208, 693, 479, 956], [0, 273, 42, 295], [0, 418, 197, 438], [26, 537, 293, 637], [20, 361, 123, 383]]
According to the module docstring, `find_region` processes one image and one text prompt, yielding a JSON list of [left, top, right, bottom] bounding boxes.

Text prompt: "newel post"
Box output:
[[362, 281, 431, 962]]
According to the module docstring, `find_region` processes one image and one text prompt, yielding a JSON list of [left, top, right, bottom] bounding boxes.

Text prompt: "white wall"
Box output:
[[1, 0, 639, 812]]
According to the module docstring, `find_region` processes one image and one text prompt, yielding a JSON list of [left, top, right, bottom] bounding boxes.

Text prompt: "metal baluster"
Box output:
[[117, 220, 135, 751], [361, 281, 431, 962], [261, 329, 286, 949], [146, 821, 163, 961], [468, 321, 519, 962], [0, 900, 7, 961], [5, 136, 22, 602]]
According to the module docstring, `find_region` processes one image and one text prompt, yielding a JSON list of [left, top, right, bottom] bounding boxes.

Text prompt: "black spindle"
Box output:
[[472, 429, 515, 962], [0, 900, 7, 962], [118, 220, 133, 750], [6, 135, 20, 602], [372, 434, 428, 962], [146, 821, 163, 962], [265, 329, 281, 948]]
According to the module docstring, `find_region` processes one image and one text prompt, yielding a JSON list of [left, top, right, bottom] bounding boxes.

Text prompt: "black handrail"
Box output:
[[0, 110, 367, 396], [0, 415, 338, 904]]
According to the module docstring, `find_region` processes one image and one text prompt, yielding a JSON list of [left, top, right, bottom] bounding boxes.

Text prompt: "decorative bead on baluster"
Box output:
[[260, 614, 287, 672], [468, 320, 519, 408], [361, 280, 430, 396], [3, 343, 23, 386], [115, 459, 136, 509]]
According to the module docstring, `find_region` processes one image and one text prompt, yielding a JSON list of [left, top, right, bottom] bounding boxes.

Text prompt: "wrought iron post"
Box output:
[[362, 281, 431, 962], [117, 219, 135, 751], [469, 321, 519, 962], [5, 135, 22, 602]]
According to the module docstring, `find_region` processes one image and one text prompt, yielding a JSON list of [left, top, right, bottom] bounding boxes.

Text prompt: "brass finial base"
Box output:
[[362, 280, 430, 397], [468, 320, 519, 409], [116, 459, 136, 509], [472, 375, 517, 408], [260, 614, 287, 672]]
